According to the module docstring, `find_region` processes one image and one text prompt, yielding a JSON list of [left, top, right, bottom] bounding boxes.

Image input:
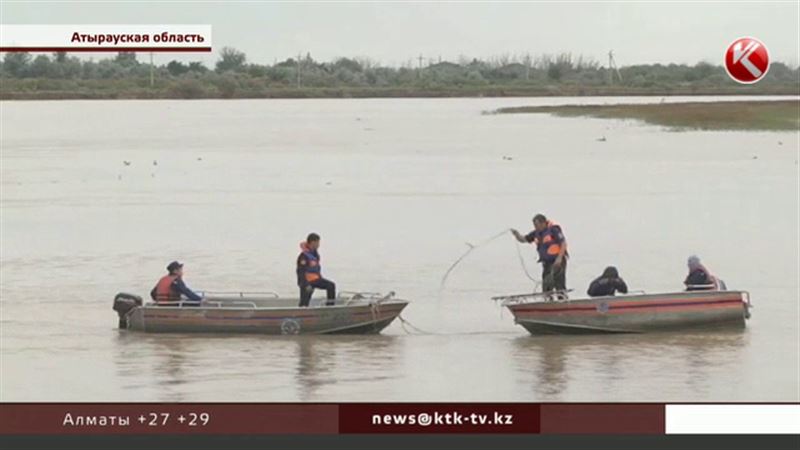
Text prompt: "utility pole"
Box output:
[[523, 53, 532, 81], [149, 52, 154, 87], [607, 50, 622, 84], [296, 52, 302, 88]]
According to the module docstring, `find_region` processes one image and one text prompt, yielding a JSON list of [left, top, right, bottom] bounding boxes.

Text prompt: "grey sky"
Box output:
[[2, 1, 798, 67]]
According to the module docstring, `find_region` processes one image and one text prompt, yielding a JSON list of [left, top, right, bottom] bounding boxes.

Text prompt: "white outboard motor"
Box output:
[[113, 292, 143, 328]]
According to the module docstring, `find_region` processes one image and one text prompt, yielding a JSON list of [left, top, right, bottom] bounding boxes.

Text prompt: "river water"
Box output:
[[1, 96, 798, 402]]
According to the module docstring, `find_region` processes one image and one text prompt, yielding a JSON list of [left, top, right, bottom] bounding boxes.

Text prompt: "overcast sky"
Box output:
[[2, 1, 798, 67]]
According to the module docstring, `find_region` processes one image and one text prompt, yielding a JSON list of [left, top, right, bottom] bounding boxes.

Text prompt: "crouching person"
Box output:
[[587, 266, 629, 297], [296, 233, 336, 307]]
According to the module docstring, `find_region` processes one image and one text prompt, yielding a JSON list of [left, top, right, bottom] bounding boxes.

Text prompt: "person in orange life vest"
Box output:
[[684, 255, 724, 291], [511, 214, 568, 292], [150, 261, 203, 305], [296, 233, 336, 307]]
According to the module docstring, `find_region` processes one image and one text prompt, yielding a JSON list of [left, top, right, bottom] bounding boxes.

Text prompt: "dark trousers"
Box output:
[[299, 278, 336, 307], [542, 260, 567, 292]]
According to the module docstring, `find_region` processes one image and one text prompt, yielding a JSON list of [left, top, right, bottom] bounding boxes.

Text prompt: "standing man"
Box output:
[[296, 233, 336, 307], [150, 261, 203, 305], [511, 214, 568, 293]]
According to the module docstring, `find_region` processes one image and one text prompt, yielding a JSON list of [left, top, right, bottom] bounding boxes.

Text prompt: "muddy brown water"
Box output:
[[1, 96, 797, 401]]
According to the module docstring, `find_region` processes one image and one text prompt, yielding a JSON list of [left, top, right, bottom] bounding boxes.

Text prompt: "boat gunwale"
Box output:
[[503, 290, 748, 310], [123, 299, 409, 334], [137, 299, 410, 312], [506, 291, 749, 335]]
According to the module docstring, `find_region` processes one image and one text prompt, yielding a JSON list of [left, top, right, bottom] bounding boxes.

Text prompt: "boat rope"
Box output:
[[439, 227, 543, 291], [513, 239, 542, 289], [397, 314, 437, 335], [440, 228, 510, 289]]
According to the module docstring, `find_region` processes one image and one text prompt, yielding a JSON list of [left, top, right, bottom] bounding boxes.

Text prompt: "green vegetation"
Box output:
[[1, 48, 798, 99], [493, 100, 800, 131]]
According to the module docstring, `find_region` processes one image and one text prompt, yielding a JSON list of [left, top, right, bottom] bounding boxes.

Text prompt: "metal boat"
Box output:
[[494, 290, 752, 334], [112, 291, 409, 335]]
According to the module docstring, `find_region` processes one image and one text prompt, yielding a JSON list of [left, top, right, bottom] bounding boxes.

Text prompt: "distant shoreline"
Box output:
[[492, 100, 800, 131], [1, 83, 798, 101], [4, 49, 798, 101]]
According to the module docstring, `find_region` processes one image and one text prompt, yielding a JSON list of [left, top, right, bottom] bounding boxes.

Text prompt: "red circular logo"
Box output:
[[724, 37, 770, 84]]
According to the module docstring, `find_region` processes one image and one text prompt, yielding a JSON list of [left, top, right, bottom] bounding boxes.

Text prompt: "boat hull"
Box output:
[[123, 301, 409, 335], [506, 291, 750, 335]]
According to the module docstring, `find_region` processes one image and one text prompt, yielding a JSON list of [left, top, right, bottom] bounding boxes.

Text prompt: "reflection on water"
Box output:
[[294, 335, 401, 402], [114, 333, 195, 402], [511, 329, 749, 400], [111, 332, 401, 402]]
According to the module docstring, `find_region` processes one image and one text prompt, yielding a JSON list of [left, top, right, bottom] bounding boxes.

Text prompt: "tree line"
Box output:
[[2, 47, 798, 99]]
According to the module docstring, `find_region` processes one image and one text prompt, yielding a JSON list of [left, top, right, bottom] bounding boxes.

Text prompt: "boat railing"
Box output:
[[491, 289, 573, 306], [202, 300, 258, 308], [147, 291, 402, 308], [202, 291, 280, 298], [339, 291, 382, 299], [148, 300, 202, 307], [148, 300, 258, 308], [339, 291, 397, 305]]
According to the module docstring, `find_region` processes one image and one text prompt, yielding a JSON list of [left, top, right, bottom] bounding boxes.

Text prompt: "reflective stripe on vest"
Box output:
[[155, 274, 179, 303]]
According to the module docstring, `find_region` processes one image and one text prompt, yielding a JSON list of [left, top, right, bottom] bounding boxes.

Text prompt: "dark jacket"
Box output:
[[685, 268, 713, 290], [587, 266, 628, 297], [587, 277, 628, 297]]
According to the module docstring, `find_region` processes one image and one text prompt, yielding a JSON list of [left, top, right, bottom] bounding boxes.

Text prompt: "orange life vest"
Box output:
[[154, 274, 179, 303], [531, 220, 566, 262], [299, 242, 321, 283]]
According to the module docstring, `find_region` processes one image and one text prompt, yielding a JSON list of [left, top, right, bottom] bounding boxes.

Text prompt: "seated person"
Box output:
[[150, 261, 203, 305], [587, 266, 628, 297], [684, 255, 721, 291]]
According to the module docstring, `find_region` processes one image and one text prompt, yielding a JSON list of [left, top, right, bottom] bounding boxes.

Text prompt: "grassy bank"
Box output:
[[493, 100, 800, 131], [1, 77, 799, 100]]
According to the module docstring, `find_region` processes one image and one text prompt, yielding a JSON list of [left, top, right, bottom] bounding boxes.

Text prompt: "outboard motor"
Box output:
[[113, 292, 143, 328]]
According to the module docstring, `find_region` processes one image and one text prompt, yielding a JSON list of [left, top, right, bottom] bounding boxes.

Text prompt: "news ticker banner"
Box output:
[[0, 404, 798, 435], [0, 25, 212, 52]]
